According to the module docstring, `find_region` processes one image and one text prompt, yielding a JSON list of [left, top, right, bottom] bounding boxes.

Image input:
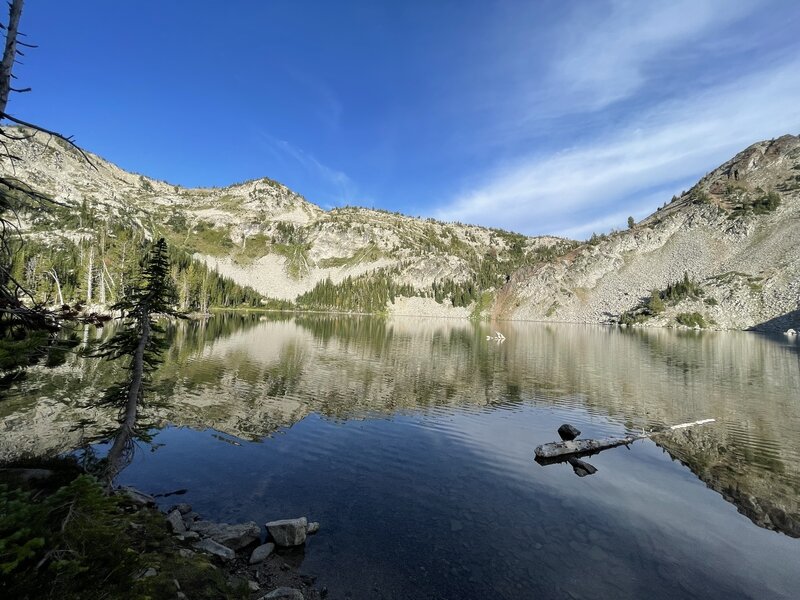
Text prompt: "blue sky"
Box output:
[[10, 1, 800, 239]]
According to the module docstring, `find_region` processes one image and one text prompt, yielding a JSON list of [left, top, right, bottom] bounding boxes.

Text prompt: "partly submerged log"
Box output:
[[534, 419, 715, 460]]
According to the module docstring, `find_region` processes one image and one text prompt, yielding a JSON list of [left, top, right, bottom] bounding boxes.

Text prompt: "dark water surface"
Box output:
[[4, 314, 800, 599]]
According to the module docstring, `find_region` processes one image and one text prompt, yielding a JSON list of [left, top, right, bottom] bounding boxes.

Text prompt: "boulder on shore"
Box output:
[[166, 510, 186, 533], [265, 517, 308, 547], [169, 502, 193, 515], [249, 542, 275, 565], [193, 538, 235, 561], [190, 520, 261, 551], [262, 588, 304, 600]]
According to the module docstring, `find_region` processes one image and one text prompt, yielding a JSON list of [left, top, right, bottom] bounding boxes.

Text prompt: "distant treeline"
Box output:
[[296, 272, 415, 313]]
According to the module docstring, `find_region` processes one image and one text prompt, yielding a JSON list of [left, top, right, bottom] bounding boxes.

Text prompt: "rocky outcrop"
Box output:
[[189, 520, 261, 551], [265, 517, 308, 547], [499, 135, 800, 331]]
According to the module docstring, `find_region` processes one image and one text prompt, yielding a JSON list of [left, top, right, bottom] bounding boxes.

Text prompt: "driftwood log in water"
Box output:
[[534, 419, 715, 460]]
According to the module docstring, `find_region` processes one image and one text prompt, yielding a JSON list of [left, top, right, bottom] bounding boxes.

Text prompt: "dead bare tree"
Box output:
[[0, 0, 93, 374]]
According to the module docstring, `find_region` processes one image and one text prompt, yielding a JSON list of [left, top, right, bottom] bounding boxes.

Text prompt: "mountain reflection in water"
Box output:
[[3, 313, 800, 599]]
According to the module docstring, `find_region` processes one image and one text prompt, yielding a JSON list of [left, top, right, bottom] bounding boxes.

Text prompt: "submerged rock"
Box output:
[[266, 517, 308, 547], [249, 542, 275, 564], [558, 424, 581, 441], [262, 588, 304, 600], [193, 538, 235, 560]]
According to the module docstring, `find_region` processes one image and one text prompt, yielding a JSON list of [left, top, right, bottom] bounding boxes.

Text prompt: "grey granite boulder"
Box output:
[[190, 520, 260, 550], [265, 517, 307, 547], [262, 588, 304, 600], [166, 510, 186, 533], [193, 538, 235, 560], [169, 502, 193, 515], [249, 542, 275, 564], [306, 522, 320, 535]]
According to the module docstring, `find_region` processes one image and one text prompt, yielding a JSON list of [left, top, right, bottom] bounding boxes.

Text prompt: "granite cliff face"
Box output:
[[497, 135, 800, 331], [4, 127, 799, 328]]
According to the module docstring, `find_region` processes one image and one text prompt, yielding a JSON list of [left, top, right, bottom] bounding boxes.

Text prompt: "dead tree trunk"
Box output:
[[0, 0, 24, 115], [86, 245, 93, 303], [46, 267, 63, 305]]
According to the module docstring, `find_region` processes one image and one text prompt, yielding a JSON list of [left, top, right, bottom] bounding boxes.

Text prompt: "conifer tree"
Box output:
[[91, 238, 182, 480]]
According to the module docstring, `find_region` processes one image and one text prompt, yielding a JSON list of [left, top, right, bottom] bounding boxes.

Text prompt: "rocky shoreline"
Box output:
[[122, 486, 324, 600]]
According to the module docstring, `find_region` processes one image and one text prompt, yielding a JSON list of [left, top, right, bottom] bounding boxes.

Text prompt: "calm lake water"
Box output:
[[4, 314, 800, 599]]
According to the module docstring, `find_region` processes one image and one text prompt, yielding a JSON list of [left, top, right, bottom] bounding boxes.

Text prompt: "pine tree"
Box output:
[[90, 238, 183, 481]]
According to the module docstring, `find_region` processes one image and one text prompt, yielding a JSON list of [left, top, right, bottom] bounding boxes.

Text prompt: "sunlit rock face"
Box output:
[[6, 126, 798, 329], [501, 135, 800, 331], [0, 125, 567, 315], [2, 315, 799, 537]]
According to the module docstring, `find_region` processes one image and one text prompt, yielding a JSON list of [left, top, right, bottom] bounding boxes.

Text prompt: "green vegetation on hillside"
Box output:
[[430, 238, 577, 308], [297, 271, 415, 313], [620, 273, 708, 326], [675, 312, 708, 328], [729, 190, 781, 218]]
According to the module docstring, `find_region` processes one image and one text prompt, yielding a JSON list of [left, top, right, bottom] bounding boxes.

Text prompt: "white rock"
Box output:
[[265, 517, 307, 547]]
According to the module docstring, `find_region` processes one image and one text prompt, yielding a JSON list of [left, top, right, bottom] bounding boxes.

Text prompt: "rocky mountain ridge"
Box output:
[[496, 134, 800, 331], [4, 127, 799, 330], [3, 126, 568, 318]]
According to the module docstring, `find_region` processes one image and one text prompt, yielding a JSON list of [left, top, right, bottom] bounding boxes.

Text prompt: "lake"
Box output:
[[3, 314, 800, 599]]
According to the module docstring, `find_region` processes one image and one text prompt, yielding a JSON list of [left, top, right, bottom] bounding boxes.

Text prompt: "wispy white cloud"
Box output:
[[282, 68, 343, 131], [436, 58, 800, 239], [549, 0, 756, 113], [257, 132, 356, 206]]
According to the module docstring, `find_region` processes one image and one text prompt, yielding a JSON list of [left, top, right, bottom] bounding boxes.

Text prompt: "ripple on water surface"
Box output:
[[6, 315, 800, 599]]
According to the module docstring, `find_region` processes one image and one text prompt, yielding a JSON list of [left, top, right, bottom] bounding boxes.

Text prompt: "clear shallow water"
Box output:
[[5, 314, 800, 599]]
